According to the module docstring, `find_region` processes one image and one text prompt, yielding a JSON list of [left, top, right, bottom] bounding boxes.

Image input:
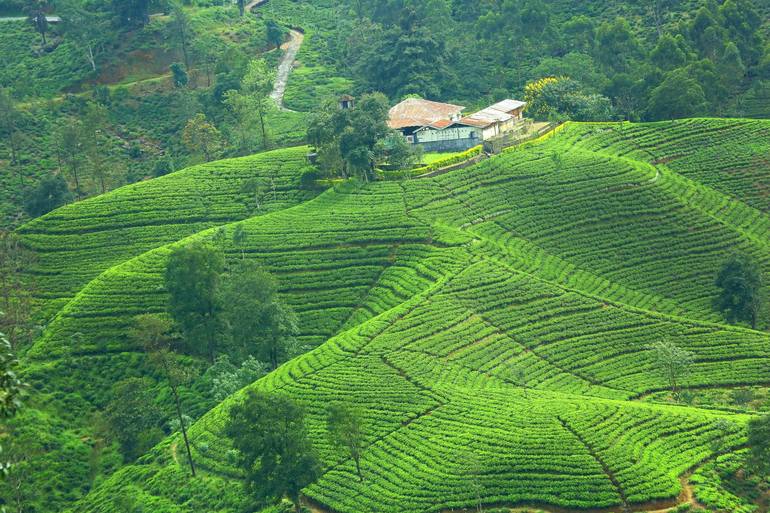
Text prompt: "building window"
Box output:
[[406, 135, 415, 144]]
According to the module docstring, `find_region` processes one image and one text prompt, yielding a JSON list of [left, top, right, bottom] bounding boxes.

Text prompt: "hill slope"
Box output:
[[29, 119, 769, 513], [17, 146, 318, 318]]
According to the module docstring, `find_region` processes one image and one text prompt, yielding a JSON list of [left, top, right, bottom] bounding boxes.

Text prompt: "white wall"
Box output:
[[416, 126, 481, 143]]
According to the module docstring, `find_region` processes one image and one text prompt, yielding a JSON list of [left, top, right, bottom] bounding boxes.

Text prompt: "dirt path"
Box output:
[[246, 0, 304, 111], [269, 29, 304, 111]]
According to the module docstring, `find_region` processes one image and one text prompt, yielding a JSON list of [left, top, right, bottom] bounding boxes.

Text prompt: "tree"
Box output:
[[327, 402, 365, 481], [164, 242, 224, 361], [170, 62, 189, 88], [219, 261, 299, 368], [0, 331, 26, 479], [241, 59, 275, 148], [182, 113, 222, 162], [0, 88, 22, 180], [205, 355, 268, 402], [111, 0, 150, 28], [82, 102, 112, 193], [237, 0, 245, 16], [718, 42, 746, 90], [650, 34, 688, 71], [58, 0, 110, 72], [524, 77, 613, 121], [714, 254, 763, 329], [594, 17, 641, 72], [0, 231, 35, 350], [225, 391, 320, 513], [23, 174, 72, 218], [169, 2, 192, 71], [340, 93, 390, 180], [131, 314, 196, 477], [104, 377, 162, 460], [192, 35, 220, 88], [25, 0, 49, 45], [266, 20, 285, 49], [374, 131, 418, 170], [747, 414, 770, 476], [56, 121, 85, 198], [646, 69, 708, 120], [649, 340, 694, 397]]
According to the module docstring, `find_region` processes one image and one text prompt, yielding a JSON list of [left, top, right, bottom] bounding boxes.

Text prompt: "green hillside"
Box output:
[[16, 146, 319, 317], [10, 119, 769, 513]]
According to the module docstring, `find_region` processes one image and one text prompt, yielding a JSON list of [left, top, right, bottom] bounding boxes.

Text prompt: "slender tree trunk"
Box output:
[[87, 45, 97, 72], [170, 382, 196, 477], [354, 455, 362, 481], [238, 0, 245, 16], [71, 162, 82, 198], [257, 102, 267, 149], [293, 494, 302, 513]]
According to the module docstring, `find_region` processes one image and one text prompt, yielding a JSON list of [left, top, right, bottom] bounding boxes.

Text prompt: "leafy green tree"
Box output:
[[0, 331, 25, 490], [0, 232, 35, 350], [594, 17, 641, 72], [266, 20, 285, 49], [327, 402, 366, 481], [650, 34, 688, 71], [718, 42, 746, 89], [182, 113, 222, 162], [562, 15, 595, 53], [169, 1, 192, 71], [646, 69, 708, 120], [58, 0, 110, 72], [719, 0, 763, 65], [747, 414, 770, 476], [242, 59, 274, 148], [165, 242, 224, 361], [205, 355, 268, 402], [170, 62, 189, 88], [23, 174, 71, 218], [375, 131, 418, 170], [56, 121, 86, 198], [111, 0, 150, 28], [0, 88, 22, 176], [649, 340, 694, 397], [104, 377, 162, 460], [714, 254, 763, 329], [339, 98, 388, 179], [24, 0, 49, 45], [225, 391, 320, 513], [131, 314, 196, 476], [219, 261, 299, 368], [348, 8, 450, 99]]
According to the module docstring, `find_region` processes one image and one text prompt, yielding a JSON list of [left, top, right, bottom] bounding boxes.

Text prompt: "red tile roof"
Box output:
[[388, 98, 465, 130]]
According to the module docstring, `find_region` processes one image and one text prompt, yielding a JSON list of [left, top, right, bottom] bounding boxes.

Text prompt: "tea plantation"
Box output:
[[14, 120, 770, 513]]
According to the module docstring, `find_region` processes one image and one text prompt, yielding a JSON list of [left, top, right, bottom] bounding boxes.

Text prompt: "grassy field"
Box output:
[[12, 118, 770, 513]]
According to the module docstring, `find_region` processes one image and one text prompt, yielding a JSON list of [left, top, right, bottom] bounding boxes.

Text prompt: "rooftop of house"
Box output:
[[387, 98, 466, 130], [488, 99, 527, 113]]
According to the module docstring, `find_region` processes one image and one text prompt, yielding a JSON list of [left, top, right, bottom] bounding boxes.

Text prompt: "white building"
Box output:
[[388, 98, 527, 152]]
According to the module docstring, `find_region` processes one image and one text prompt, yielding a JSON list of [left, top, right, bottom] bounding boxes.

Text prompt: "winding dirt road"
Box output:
[[269, 29, 303, 111], [246, 0, 304, 111]]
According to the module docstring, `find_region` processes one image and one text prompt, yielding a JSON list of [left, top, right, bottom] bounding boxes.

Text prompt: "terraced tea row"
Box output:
[[557, 119, 770, 213], [19, 119, 770, 513], [69, 256, 759, 513], [404, 141, 770, 321], [17, 146, 319, 316]]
